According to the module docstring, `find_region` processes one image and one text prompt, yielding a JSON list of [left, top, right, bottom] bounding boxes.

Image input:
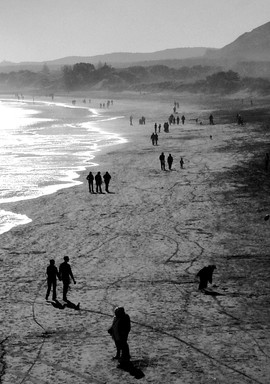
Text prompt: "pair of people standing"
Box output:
[[159, 152, 173, 170], [45, 257, 76, 302], [87, 171, 111, 193], [150, 132, 158, 146]]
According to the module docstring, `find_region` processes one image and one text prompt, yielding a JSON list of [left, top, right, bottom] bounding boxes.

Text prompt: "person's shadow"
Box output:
[[117, 360, 145, 379], [50, 300, 80, 310], [203, 289, 224, 296]]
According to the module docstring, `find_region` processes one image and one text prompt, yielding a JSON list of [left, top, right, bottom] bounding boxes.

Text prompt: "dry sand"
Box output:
[[0, 94, 270, 383]]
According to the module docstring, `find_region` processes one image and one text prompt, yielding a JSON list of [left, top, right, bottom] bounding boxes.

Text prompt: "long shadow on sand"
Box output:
[[50, 300, 80, 310], [203, 289, 224, 296], [117, 360, 145, 380]]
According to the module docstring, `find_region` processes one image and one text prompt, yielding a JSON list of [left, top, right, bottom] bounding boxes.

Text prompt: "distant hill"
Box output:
[[1, 21, 270, 78], [0, 47, 211, 72], [46, 47, 210, 65], [206, 21, 270, 62]]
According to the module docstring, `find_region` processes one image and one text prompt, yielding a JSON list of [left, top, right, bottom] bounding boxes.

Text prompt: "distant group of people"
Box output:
[[168, 114, 186, 125], [100, 100, 114, 108], [159, 152, 184, 171], [86, 171, 112, 193]]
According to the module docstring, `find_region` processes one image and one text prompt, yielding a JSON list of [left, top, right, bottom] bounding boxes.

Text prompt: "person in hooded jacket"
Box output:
[[108, 307, 131, 364], [103, 171, 111, 193]]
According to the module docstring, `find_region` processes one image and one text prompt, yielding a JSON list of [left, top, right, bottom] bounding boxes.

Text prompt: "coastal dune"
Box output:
[[0, 95, 270, 383]]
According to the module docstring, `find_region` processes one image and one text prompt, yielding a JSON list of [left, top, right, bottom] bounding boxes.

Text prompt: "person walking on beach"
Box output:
[[95, 172, 103, 193], [167, 154, 173, 170], [196, 265, 216, 291], [159, 152, 166, 170], [154, 123, 157, 133], [150, 133, 155, 146], [86, 171, 94, 193], [154, 133, 158, 146], [209, 114, 214, 125], [59, 256, 76, 302], [45, 259, 60, 301], [181, 115, 186, 125], [130, 115, 133, 126], [108, 307, 131, 365], [180, 157, 184, 169], [103, 171, 111, 193], [158, 124, 161, 133]]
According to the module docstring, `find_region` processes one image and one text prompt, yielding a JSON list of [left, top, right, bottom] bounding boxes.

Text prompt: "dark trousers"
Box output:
[[96, 184, 102, 193], [115, 339, 130, 361], [88, 181, 94, 193], [105, 182, 109, 192], [62, 280, 70, 301], [199, 278, 208, 290], [46, 279, 57, 300]]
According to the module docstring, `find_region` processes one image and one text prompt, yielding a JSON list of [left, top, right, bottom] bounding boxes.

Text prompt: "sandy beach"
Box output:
[[0, 93, 270, 384]]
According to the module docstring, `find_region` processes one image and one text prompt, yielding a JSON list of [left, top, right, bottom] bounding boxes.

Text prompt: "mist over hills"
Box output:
[[0, 21, 270, 95], [0, 21, 269, 73], [0, 47, 210, 72]]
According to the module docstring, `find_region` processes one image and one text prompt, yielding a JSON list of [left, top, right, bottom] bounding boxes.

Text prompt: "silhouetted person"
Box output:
[[167, 154, 173, 170], [176, 116, 180, 125], [154, 123, 157, 133], [86, 171, 94, 193], [164, 122, 169, 132], [158, 124, 161, 133], [196, 265, 216, 291], [95, 171, 103, 193], [181, 115, 185, 125], [159, 152, 166, 170], [45, 259, 60, 301], [180, 157, 184, 169], [130, 115, 133, 125], [154, 133, 158, 145], [237, 113, 244, 125], [209, 114, 214, 125], [108, 307, 131, 365], [103, 171, 111, 192], [59, 256, 76, 302], [150, 133, 155, 145]]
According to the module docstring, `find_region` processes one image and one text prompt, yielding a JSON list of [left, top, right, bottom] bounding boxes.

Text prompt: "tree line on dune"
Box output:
[[0, 62, 270, 96]]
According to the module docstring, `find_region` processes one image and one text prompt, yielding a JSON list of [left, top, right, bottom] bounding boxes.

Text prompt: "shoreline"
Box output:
[[0, 94, 270, 383], [0, 97, 128, 234]]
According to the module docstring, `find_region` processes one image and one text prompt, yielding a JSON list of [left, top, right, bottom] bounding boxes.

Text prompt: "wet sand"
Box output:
[[0, 94, 270, 383]]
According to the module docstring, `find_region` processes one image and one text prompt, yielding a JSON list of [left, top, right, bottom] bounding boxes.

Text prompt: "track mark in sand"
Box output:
[[17, 279, 48, 384], [213, 296, 270, 359], [130, 319, 265, 384], [39, 358, 106, 384], [18, 339, 46, 384]]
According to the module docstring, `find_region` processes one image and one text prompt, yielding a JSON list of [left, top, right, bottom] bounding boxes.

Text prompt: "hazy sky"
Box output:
[[0, 0, 269, 62]]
